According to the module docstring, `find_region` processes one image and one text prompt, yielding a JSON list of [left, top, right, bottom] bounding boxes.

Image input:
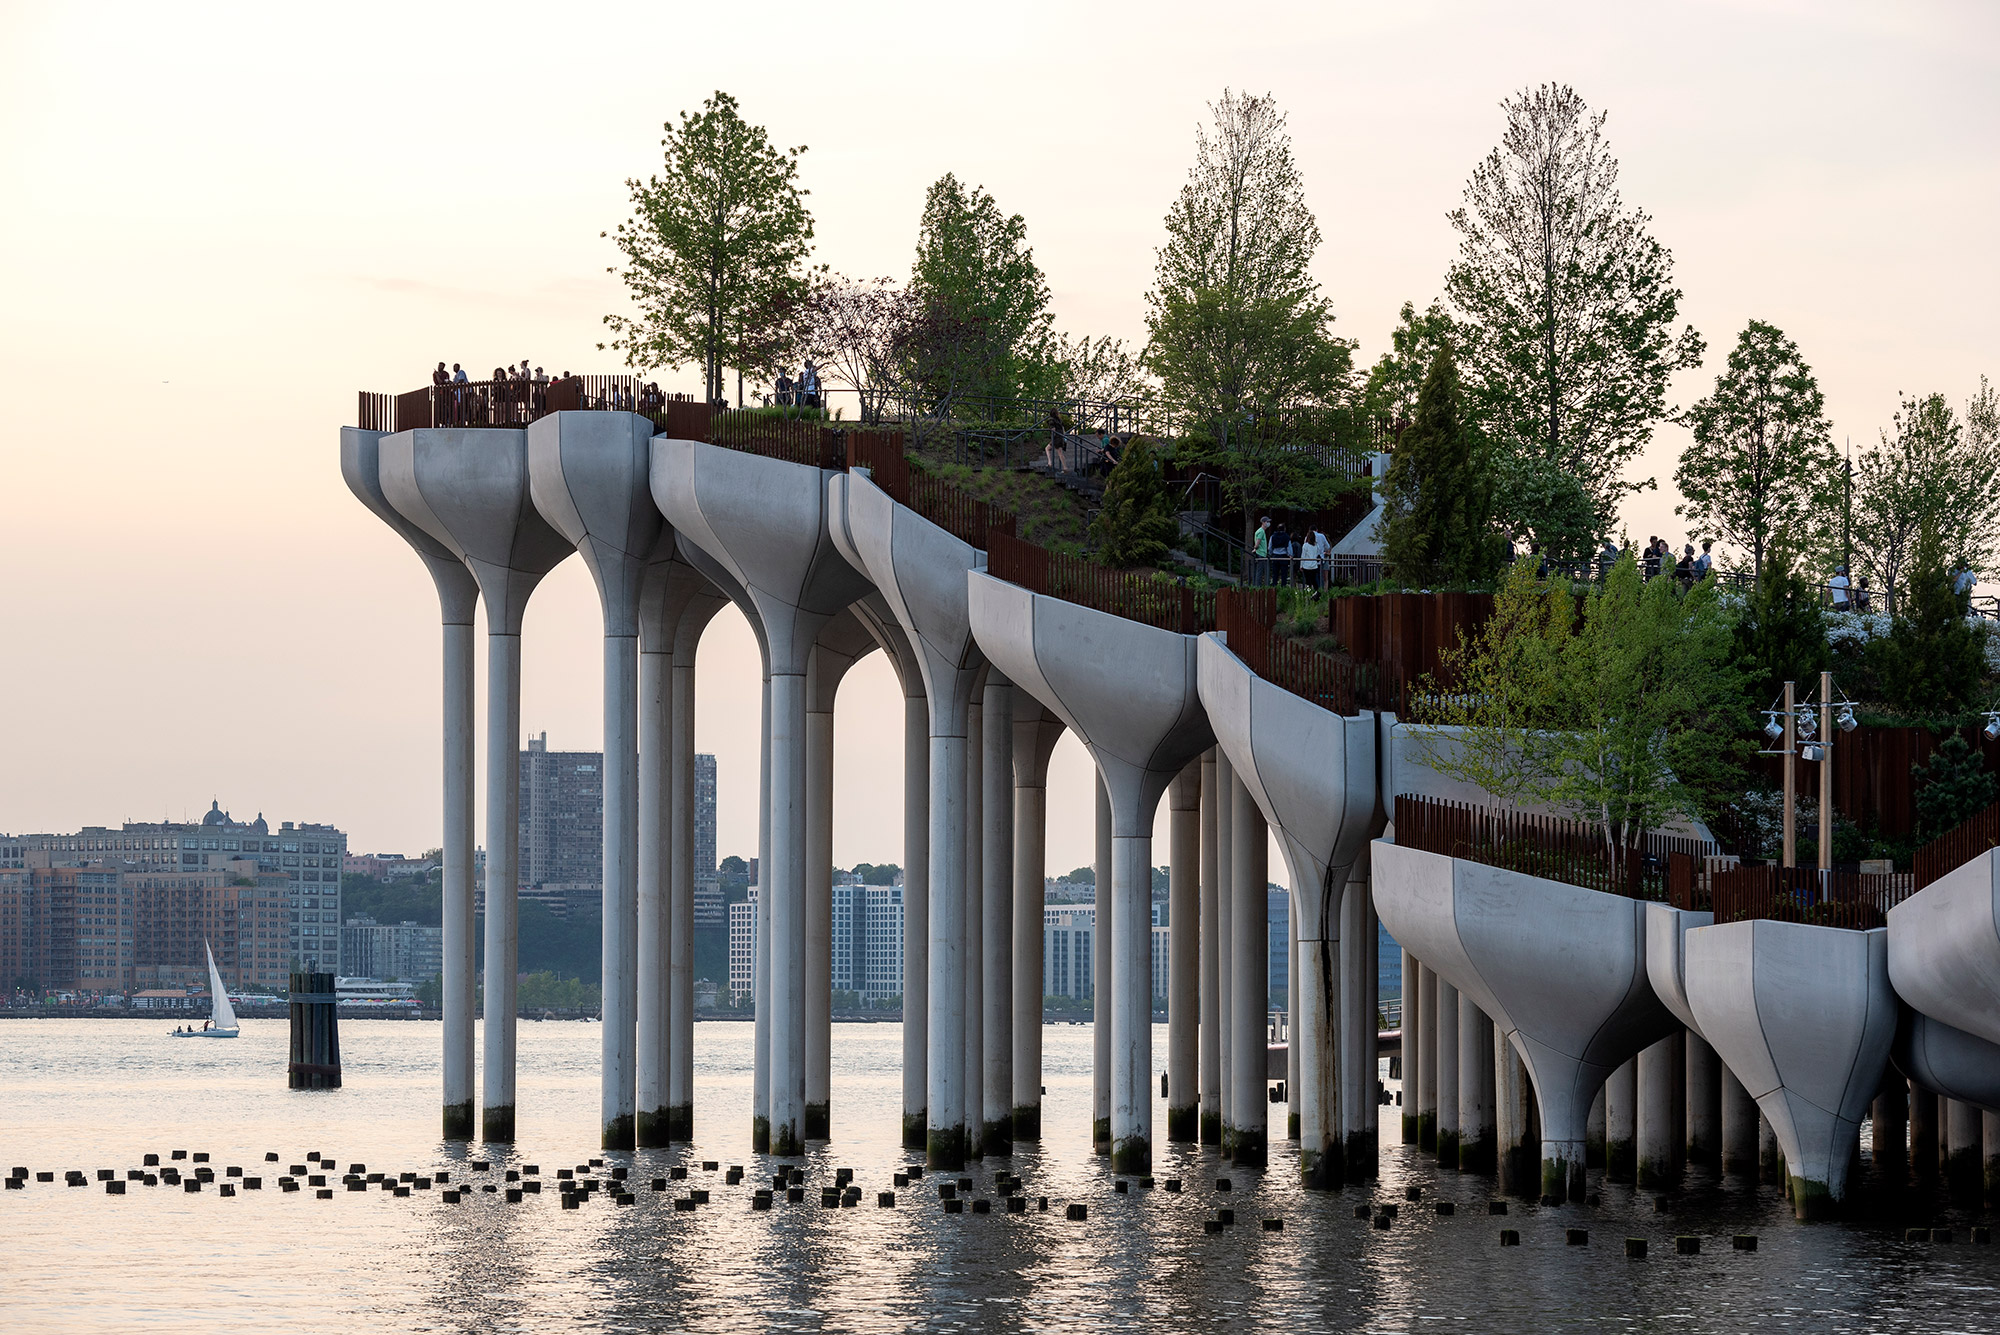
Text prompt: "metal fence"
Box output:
[[1707, 864, 1916, 930], [1392, 793, 1720, 903], [987, 530, 1214, 635], [1914, 799, 2000, 890]]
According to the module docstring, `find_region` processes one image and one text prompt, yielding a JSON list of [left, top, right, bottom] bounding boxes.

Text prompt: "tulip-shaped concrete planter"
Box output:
[[1888, 848, 2000, 1049], [1684, 921, 1897, 1219], [1373, 842, 1678, 1200], [1894, 1008, 2000, 1113], [653, 439, 870, 1158], [830, 471, 987, 1167], [967, 572, 1213, 1174], [340, 428, 481, 1141], [1197, 633, 1376, 1187], [380, 426, 573, 1143], [528, 410, 666, 1151]]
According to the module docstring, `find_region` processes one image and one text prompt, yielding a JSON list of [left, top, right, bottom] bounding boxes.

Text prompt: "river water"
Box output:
[[1, 1018, 1994, 1333]]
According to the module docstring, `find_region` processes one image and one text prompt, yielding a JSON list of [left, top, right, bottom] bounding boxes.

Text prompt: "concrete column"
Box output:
[[1010, 700, 1060, 1142], [1434, 977, 1460, 1169], [1637, 1035, 1676, 1190], [753, 677, 771, 1153], [666, 627, 707, 1141], [1400, 948, 1419, 1144], [481, 632, 522, 1142], [1228, 775, 1269, 1167], [1416, 965, 1438, 1152], [903, 694, 929, 1151], [1587, 1085, 1606, 1169], [599, 634, 640, 1150], [1216, 750, 1234, 1139], [1605, 1059, 1637, 1182], [981, 676, 1014, 1158], [1984, 1109, 2000, 1208], [441, 619, 476, 1141], [1198, 749, 1221, 1146], [1910, 1082, 1938, 1181], [1287, 898, 1300, 1142], [1759, 1109, 1784, 1184], [1720, 1065, 1757, 1177], [1340, 858, 1373, 1174], [1364, 871, 1381, 1176], [962, 690, 983, 1159], [1111, 818, 1159, 1174], [1093, 771, 1112, 1155], [1166, 761, 1201, 1142], [1686, 1032, 1720, 1171], [766, 669, 810, 1158], [1948, 1099, 1982, 1203], [927, 721, 969, 1170], [1495, 1029, 1536, 1198], [1870, 1082, 1907, 1181], [1459, 996, 1496, 1174], [804, 683, 835, 1141], [1294, 861, 1343, 1190], [636, 637, 670, 1147]]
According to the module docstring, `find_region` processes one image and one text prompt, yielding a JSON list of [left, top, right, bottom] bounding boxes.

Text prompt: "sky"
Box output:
[[1, 0, 1996, 874]]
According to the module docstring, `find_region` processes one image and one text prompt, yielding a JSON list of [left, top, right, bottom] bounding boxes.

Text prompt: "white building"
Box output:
[[862, 885, 903, 1002], [728, 888, 757, 1003], [1044, 905, 1094, 1000]]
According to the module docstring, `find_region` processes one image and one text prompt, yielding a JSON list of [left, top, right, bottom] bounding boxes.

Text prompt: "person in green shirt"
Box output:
[[1252, 517, 1271, 586]]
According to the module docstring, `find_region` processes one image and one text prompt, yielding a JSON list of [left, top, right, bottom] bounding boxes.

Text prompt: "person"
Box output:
[[1045, 406, 1068, 472], [1854, 577, 1873, 612], [1098, 433, 1122, 477], [1272, 523, 1294, 586], [1954, 565, 1977, 611], [1828, 563, 1850, 609], [1301, 526, 1328, 591], [1252, 517, 1271, 587], [1643, 537, 1661, 581], [799, 361, 820, 409], [1598, 538, 1620, 579], [1693, 539, 1713, 580], [774, 369, 794, 407], [1675, 544, 1694, 586]]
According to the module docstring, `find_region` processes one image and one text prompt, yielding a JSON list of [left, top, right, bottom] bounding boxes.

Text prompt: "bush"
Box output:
[[1913, 733, 1997, 843], [1868, 527, 1988, 718]]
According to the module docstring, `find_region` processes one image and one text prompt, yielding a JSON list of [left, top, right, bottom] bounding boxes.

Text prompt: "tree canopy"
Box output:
[[1850, 382, 2000, 606], [900, 174, 1052, 409], [1446, 84, 1704, 559], [1090, 439, 1178, 568], [1378, 343, 1501, 586], [1361, 301, 1459, 427], [602, 91, 815, 405], [1676, 320, 1837, 581]]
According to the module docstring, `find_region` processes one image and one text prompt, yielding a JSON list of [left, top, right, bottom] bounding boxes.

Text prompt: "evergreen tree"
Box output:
[[1379, 343, 1500, 586], [1361, 300, 1458, 426], [1912, 733, 1997, 843], [1868, 523, 1988, 717], [1090, 439, 1177, 569], [901, 174, 1052, 408], [1732, 542, 1829, 711]]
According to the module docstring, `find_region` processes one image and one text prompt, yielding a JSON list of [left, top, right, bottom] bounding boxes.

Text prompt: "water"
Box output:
[[2, 1019, 1995, 1333]]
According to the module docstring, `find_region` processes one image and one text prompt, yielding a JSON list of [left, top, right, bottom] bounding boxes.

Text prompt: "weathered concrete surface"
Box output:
[[1888, 849, 2000, 1049], [1894, 1008, 2000, 1114]]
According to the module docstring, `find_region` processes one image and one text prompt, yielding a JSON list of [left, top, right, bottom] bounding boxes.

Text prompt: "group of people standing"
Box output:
[[772, 362, 822, 410], [430, 360, 555, 425], [1251, 516, 1334, 589]]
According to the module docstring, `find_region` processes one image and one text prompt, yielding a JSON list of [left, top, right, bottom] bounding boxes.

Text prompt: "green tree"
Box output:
[[602, 91, 815, 405], [901, 174, 1052, 409], [1732, 542, 1829, 711], [1424, 553, 1746, 861], [1361, 301, 1459, 426], [1867, 523, 1989, 717], [1144, 90, 1354, 549], [1379, 343, 1501, 586], [850, 863, 902, 886], [1850, 382, 2000, 607], [1676, 320, 1837, 581], [1090, 439, 1178, 568], [1065, 866, 1095, 885], [1446, 84, 1705, 557], [1913, 733, 1998, 843]]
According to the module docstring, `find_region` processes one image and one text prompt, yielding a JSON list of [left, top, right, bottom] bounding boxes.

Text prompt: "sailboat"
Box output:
[[169, 942, 241, 1038]]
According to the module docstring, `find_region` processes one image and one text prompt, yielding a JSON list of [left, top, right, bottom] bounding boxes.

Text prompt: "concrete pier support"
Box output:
[[1871, 1082, 1907, 1181], [1721, 1065, 1758, 1177], [1495, 1032, 1536, 1198], [664, 576, 725, 1142], [963, 686, 984, 1159], [1435, 977, 1460, 1168], [1760, 1110, 1784, 1184], [902, 693, 931, 1148], [1010, 699, 1061, 1141], [1637, 1036, 1677, 1190], [1216, 751, 1235, 1142], [1166, 762, 1201, 1141], [1093, 773, 1113, 1155], [1605, 1059, 1636, 1181], [1910, 1084, 1938, 1181], [755, 680, 772, 1151], [980, 674, 1015, 1157], [1459, 997, 1497, 1174], [1985, 1110, 2000, 1206], [1686, 1033, 1721, 1170], [1587, 1085, 1605, 1169], [1198, 749, 1222, 1146], [1287, 900, 1299, 1142], [1401, 948, 1419, 1145], [340, 429, 481, 1142], [1416, 965, 1438, 1152], [379, 426, 571, 1144], [1228, 775, 1269, 1167], [1948, 1099, 1982, 1203], [1342, 859, 1375, 1176]]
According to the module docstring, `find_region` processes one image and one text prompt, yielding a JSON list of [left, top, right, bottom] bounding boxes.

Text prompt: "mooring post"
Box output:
[[287, 971, 341, 1090]]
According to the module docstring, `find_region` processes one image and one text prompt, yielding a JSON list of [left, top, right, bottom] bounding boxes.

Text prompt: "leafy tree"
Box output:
[[1850, 382, 2000, 606], [1064, 866, 1096, 885], [1379, 343, 1502, 586], [1043, 332, 1151, 407], [1090, 439, 1178, 568], [901, 174, 1052, 410], [801, 273, 912, 423], [1143, 90, 1354, 549], [517, 970, 601, 1013], [602, 91, 815, 405], [1867, 523, 1989, 717], [849, 862, 902, 886], [1361, 301, 1459, 427], [1676, 320, 1837, 580], [1913, 733, 1998, 843], [1446, 84, 1705, 557], [340, 873, 442, 928], [1424, 553, 1746, 861], [1731, 542, 1829, 712]]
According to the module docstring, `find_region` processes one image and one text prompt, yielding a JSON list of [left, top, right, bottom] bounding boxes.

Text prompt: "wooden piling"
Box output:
[[288, 971, 342, 1089]]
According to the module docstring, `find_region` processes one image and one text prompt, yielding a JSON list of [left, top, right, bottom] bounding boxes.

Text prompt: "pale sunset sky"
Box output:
[[1, 1, 1994, 873]]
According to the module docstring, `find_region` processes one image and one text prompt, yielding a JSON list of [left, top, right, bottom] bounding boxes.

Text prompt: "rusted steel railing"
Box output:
[[357, 376, 655, 432], [1393, 793, 1719, 903], [1216, 586, 1376, 716], [1912, 800, 2000, 890], [1709, 864, 1916, 930], [987, 530, 1214, 635]]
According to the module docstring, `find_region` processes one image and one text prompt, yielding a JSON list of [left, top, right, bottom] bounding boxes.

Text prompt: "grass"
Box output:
[[918, 459, 1098, 552]]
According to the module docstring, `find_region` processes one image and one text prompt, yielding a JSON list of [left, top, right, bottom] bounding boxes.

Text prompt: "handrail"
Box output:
[[1709, 864, 1916, 930], [1392, 793, 1719, 903], [1217, 587, 1377, 716], [988, 530, 1214, 635], [1914, 799, 2000, 890]]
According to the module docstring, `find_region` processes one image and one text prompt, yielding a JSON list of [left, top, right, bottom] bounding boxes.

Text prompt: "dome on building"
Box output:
[[201, 800, 230, 827]]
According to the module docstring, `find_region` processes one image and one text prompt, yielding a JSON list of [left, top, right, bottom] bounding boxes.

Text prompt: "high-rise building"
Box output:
[[517, 736, 718, 902], [20, 802, 346, 975], [728, 888, 758, 1002], [339, 916, 444, 983], [694, 753, 717, 879], [1268, 888, 1290, 1009], [1043, 905, 1094, 1001], [830, 880, 864, 994], [861, 885, 903, 1002]]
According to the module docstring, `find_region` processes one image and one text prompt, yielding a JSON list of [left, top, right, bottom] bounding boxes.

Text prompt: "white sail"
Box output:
[[205, 942, 239, 1032]]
